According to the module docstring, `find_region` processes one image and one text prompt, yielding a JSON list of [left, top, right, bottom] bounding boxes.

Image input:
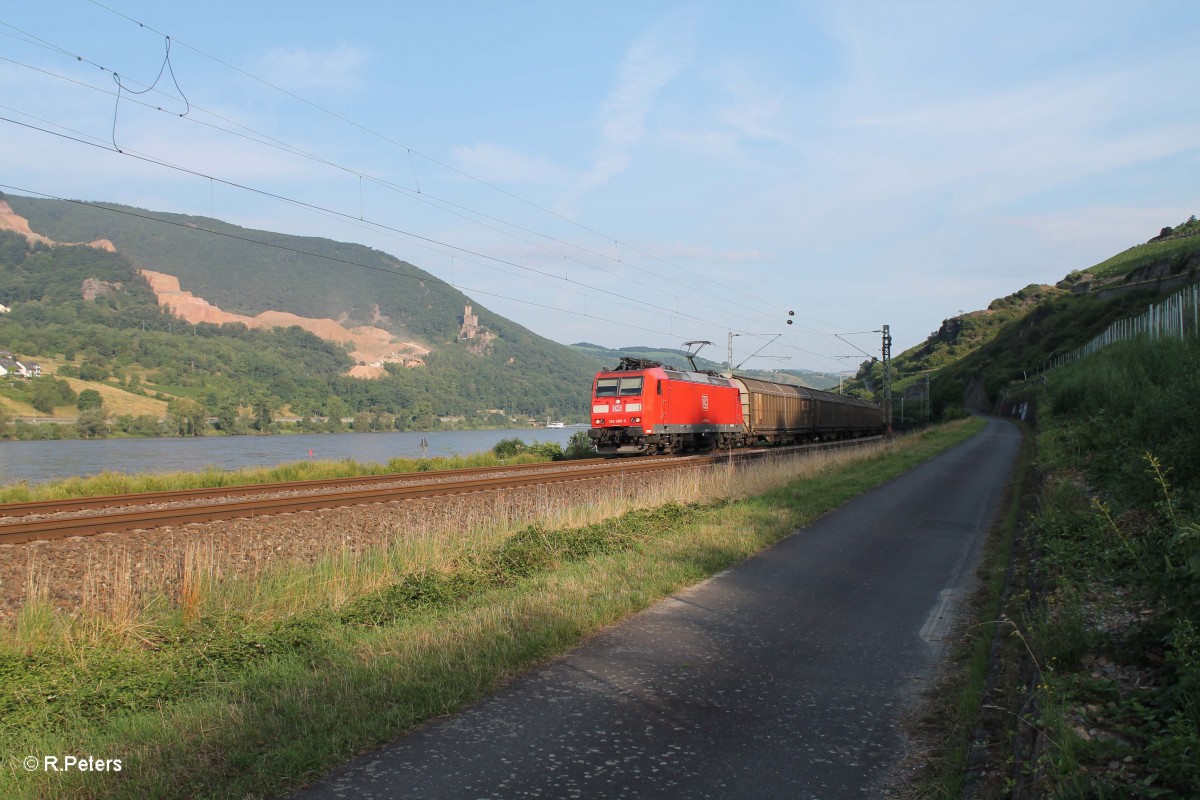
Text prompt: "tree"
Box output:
[[214, 402, 240, 434], [167, 398, 207, 436], [78, 359, 109, 381], [565, 431, 595, 459], [252, 395, 280, 431], [75, 408, 110, 438], [297, 413, 324, 433], [492, 437, 527, 458], [323, 395, 348, 432], [409, 401, 438, 432], [30, 379, 71, 414], [113, 414, 163, 437], [76, 389, 103, 411]]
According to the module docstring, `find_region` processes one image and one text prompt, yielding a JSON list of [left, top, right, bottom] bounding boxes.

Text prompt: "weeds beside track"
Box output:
[[1, 420, 982, 800], [912, 337, 1200, 799]]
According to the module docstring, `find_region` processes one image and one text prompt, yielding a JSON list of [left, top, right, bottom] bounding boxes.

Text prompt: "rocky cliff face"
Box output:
[[2, 199, 432, 380], [139, 270, 428, 376], [0, 200, 113, 251]]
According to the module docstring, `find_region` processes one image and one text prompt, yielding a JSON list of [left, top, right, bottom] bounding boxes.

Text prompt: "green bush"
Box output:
[[491, 437, 527, 458], [565, 430, 595, 459], [76, 389, 103, 411], [1048, 338, 1200, 506]]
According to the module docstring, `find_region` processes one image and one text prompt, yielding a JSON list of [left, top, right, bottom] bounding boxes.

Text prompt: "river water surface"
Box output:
[[0, 428, 587, 486]]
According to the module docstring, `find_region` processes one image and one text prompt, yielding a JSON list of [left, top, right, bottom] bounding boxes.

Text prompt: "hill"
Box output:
[[569, 343, 841, 390], [0, 192, 606, 435], [1077, 214, 1200, 283], [842, 215, 1200, 418]]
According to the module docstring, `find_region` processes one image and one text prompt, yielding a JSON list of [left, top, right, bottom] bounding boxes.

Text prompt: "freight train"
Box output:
[[587, 357, 883, 456]]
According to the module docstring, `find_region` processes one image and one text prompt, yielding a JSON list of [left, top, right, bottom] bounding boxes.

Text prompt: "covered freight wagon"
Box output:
[[729, 377, 882, 444]]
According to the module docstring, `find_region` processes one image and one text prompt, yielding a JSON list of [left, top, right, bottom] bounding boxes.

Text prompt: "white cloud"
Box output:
[[558, 14, 694, 212], [657, 68, 791, 159], [453, 143, 567, 184], [714, 71, 789, 144], [641, 241, 770, 264], [736, 48, 1200, 260], [255, 44, 369, 91]]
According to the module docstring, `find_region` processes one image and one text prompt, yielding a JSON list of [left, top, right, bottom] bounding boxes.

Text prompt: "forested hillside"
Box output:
[[846, 216, 1200, 418], [4, 193, 597, 356], [0, 192, 606, 435], [570, 342, 840, 390]]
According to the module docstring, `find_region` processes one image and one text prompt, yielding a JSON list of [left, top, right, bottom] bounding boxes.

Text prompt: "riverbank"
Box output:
[[0, 415, 587, 441], [1, 419, 983, 800], [0, 428, 587, 487]]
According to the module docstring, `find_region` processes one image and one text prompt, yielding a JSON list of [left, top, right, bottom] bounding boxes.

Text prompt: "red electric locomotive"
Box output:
[[587, 357, 743, 455], [587, 357, 884, 456]]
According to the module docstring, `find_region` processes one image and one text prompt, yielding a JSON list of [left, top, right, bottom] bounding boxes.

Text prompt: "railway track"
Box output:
[[0, 438, 881, 545], [0, 459, 614, 519]]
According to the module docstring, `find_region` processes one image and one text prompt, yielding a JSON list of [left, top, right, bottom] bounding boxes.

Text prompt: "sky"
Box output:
[[1, 1, 1198, 374]]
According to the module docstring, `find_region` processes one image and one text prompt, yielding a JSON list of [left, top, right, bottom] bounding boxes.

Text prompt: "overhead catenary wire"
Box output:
[[76, 0, 839, 328], [0, 48, 801, 337], [2, 176, 842, 368], [0, 104, 776, 342], [0, 36, 849, 362], [2, 10, 864, 364], [108, 34, 189, 152], [0, 113, 789, 345], [0, 121, 840, 366], [0, 183, 686, 343], [0, 170, 848, 368]]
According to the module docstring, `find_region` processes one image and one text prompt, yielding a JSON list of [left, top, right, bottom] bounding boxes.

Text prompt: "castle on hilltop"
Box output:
[[459, 305, 496, 354], [460, 305, 481, 339]]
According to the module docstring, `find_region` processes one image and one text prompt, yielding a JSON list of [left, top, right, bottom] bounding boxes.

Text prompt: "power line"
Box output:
[[0, 174, 841, 369], [3, 11, 860, 363], [0, 113, 785, 341], [79, 0, 817, 323], [0, 182, 685, 343], [0, 45, 796, 335]]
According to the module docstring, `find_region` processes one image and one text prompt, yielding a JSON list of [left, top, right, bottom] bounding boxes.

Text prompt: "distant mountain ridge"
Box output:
[[570, 342, 841, 390], [0, 192, 605, 428], [6, 194, 475, 345], [137, 268, 430, 378], [848, 215, 1200, 418]]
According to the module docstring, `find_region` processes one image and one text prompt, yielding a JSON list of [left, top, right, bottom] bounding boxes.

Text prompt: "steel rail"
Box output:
[[0, 457, 696, 545], [0, 459, 610, 518], [0, 437, 881, 545]]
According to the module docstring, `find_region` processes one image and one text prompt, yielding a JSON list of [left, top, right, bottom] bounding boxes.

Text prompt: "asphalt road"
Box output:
[[293, 419, 1021, 800]]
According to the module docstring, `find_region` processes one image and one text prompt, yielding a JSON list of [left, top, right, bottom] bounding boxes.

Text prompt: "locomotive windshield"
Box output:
[[595, 376, 644, 397]]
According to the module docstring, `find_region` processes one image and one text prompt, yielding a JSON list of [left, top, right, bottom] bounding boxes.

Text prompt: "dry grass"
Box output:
[[0, 422, 986, 800], [56, 377, 170, 418], [6, 442, 888, 646], [0, 451, 553, 503]]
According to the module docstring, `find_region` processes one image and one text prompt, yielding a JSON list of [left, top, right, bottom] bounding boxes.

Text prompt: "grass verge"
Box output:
[[1, 419, 984, 799], [919, 337, 1200, 798], [0, 450, 561, 504], [897, 420, 1036, 797]]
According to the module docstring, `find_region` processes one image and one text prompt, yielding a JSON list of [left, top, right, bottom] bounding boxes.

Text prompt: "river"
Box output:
[[0, 427, 588, 486]]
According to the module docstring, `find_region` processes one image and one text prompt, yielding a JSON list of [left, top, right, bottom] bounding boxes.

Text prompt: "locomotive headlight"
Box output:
[[594, 418, 604, 425], [631, 417, 641, 423]]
